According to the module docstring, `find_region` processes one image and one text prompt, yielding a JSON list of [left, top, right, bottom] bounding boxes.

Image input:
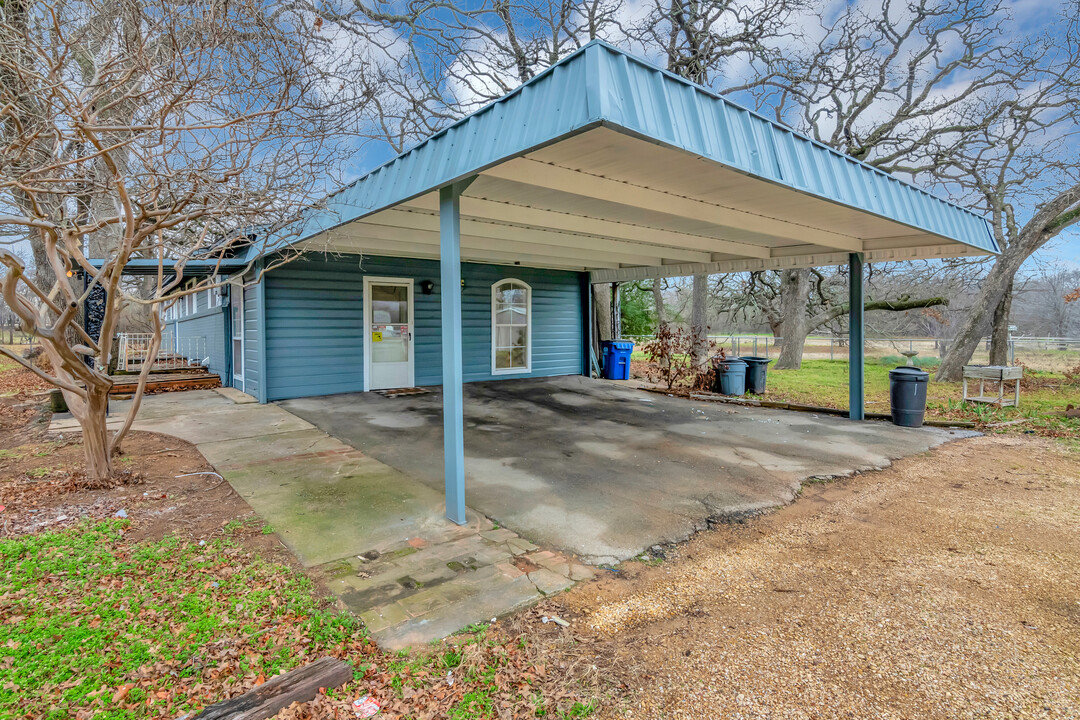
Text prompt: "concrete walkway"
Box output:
[[49, 390, 593, 649]]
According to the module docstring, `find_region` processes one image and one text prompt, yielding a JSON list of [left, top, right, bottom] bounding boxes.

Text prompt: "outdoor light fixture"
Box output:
[[420, 279, 434, 295]]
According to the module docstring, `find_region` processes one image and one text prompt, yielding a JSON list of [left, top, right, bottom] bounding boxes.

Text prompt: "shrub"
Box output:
[[642, 324, 714, 390]]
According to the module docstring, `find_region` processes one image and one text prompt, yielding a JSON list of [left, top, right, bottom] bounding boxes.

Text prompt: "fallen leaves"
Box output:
[[1, 521, 603, 719]]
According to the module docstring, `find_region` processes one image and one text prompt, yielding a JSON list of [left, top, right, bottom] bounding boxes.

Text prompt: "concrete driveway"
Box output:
[[281, 376, 970, 565]]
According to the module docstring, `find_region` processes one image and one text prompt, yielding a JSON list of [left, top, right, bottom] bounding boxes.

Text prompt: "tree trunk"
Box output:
[[937, 247, 1028, 381], [651, 281, 666, 326], [775, 269, 810, 369], [592, 283, 611, 368], [66, 382, 113, 483], [769, 319, 783, 346], [988, 279, 1013, 366], [690, 273, 708, 368]]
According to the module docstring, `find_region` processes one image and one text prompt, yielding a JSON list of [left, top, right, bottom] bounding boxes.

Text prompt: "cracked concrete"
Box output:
[[282, 375, 976, 566]]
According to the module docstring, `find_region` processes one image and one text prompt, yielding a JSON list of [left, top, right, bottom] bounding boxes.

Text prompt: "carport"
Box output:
[[253, 40, 998, 524]]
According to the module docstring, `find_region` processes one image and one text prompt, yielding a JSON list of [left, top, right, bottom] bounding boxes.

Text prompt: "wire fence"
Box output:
[[623, 334, 1080, 372]]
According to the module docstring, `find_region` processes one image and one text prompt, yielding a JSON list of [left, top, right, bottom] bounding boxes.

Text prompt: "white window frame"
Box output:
[[491, 278, 532, 375], [231, 283, 245, 390]]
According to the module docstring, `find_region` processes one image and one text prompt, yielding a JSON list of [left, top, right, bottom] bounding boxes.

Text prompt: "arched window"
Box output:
[[491, 279, 531, 374]]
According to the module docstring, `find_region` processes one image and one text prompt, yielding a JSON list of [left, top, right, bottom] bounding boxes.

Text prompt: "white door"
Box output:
[[231, 287, 244, 391], [364, 277, 414, 390]]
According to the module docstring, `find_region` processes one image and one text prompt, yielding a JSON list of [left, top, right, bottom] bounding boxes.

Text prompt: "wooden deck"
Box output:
[[109, 372, 221, 395]]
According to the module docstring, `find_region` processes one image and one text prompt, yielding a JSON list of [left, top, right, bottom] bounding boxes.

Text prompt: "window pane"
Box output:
[[371, 285, 408, 323], [493, 281, 529, 371], [495, 326, 511, 348]]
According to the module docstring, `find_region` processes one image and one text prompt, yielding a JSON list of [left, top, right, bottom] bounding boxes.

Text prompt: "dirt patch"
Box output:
[[532, 435, 1080, 718], [0, 393, 291, 565]]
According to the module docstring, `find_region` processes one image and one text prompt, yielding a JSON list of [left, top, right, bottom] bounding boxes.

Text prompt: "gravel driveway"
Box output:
[[546, 435, 1080, 718]]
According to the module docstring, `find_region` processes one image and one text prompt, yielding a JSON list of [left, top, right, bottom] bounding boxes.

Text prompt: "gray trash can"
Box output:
[[713, 357, 748, 396], [889, 366, 929, 427], [739, 356, 772, 394]]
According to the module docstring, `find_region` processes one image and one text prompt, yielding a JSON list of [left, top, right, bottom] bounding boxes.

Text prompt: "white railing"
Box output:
[[117, 332, 208, 372]]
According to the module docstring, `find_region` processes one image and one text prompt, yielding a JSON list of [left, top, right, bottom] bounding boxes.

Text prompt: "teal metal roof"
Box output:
[[265, 40, 996, 258]]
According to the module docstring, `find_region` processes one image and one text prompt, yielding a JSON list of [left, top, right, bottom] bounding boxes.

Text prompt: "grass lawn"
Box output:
[[0, 520, 599, 719], [765, 360, 1080, 435], [1, 520, 362, 718]]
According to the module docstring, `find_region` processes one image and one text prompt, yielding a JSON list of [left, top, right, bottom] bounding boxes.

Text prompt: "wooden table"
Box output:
[[962, 365, 1022, 407]]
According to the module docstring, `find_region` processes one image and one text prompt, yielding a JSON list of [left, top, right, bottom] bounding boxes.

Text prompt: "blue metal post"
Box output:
[[849, 252, 865, 420], [440, 180, 473, 525]]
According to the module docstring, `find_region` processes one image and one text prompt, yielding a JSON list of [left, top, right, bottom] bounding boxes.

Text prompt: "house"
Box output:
[[107, 41, 999, 523]]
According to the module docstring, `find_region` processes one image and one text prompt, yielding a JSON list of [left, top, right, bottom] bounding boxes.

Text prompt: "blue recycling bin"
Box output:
[[601, 340, 634, 380]]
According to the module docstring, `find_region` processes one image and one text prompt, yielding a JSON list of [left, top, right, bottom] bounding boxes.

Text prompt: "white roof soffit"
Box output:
[[310, 126, 995, 278]]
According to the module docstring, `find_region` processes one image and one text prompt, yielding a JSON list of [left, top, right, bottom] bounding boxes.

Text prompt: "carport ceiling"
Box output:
[[279, 40, 997, 280]]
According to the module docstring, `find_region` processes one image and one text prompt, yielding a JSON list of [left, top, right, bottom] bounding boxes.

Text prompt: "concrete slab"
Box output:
[[214, 387, 257, 404], [129, 403, 314, 445], [198, 429, 344, 468], [51, 388, 591, 650], [282, 375, 973, 565]]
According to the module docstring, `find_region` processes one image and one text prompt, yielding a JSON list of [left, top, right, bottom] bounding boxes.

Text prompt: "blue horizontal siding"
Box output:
[[172, 310, 226, 380], [242, 281, 260, 398], [262, 254, 584, 401]]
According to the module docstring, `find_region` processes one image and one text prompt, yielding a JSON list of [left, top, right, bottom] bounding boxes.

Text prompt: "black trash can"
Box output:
[[889, 366, 929, 427], [739, 356, 773, 394]]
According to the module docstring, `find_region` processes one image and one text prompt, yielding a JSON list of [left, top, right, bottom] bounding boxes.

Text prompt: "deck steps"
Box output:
[[108, 372, 221, 395]]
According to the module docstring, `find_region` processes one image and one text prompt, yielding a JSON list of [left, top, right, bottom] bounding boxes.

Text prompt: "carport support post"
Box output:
[[848, 252, 865, 421], [440, 179, 473, 525]]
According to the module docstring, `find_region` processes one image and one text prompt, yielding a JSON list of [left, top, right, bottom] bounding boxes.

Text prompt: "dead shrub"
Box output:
[[642, 324, 714, 390]]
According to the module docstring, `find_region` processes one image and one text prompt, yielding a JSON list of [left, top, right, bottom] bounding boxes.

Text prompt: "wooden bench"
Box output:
[[962, 365, 1022, 407]]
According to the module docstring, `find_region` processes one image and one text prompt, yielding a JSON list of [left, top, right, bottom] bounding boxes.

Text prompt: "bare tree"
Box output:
[[930, 10, 1080, 378], [321, 1, 631, 153], [743, 0, 1064, 370], [0, 0, 369, 481]]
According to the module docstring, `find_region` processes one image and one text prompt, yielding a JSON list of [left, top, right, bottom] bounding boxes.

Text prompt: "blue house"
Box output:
[[142, 41, 996, 524]]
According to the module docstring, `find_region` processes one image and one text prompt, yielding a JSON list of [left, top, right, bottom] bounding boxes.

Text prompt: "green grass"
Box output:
[[0, 520, 362, 719], [2, 522, 600, 719], [764, 360, 1080, 435]]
